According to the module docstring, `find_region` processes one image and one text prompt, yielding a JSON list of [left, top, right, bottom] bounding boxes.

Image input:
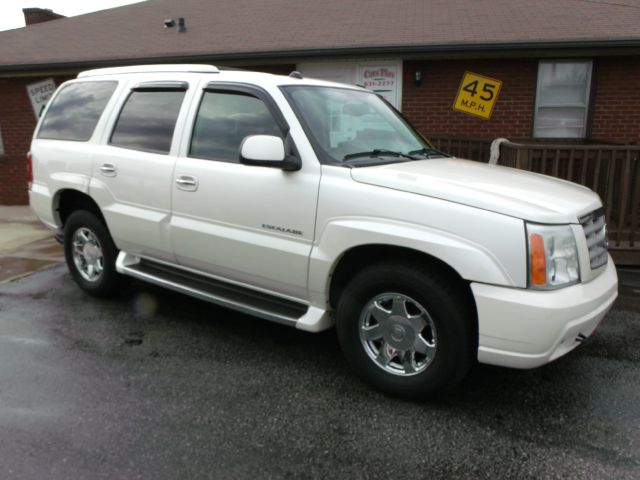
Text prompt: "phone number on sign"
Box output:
[[364, 80, 394, 87]]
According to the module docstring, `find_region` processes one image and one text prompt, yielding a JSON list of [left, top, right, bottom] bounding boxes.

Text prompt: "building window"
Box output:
[[0, 126, 4, 155], [534, 60, 593, 139]]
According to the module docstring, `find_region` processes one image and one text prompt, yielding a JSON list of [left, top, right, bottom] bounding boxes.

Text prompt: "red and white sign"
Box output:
[[358, 64, 401, 109], [298, 60, 403, 110]]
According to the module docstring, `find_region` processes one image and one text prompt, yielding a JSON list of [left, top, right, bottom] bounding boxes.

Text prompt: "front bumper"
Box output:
[[472, 255, 618, 369]]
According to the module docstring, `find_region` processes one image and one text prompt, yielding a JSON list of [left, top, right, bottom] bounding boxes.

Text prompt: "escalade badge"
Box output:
[[261, 224, 303, 236]]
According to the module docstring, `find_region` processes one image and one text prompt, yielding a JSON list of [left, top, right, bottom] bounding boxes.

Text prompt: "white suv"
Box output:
[[29, 64, 618, 399]]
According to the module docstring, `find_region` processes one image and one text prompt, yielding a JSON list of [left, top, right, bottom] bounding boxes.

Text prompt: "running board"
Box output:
[[116, 252, 311, 328]]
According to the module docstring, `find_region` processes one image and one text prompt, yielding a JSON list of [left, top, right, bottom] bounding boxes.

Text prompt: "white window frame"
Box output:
[[533, 59, 593, 139]]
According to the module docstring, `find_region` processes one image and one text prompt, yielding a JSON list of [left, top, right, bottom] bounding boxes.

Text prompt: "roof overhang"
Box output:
[[2, 39, 640, 77]]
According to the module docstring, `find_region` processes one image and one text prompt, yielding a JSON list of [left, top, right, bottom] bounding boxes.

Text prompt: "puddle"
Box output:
[[0, 257, 59, 283], [15, 237, 64, 259], [0, 335, 49, 346], [0, 236, 64, 283], [123, 330, 144, 347]]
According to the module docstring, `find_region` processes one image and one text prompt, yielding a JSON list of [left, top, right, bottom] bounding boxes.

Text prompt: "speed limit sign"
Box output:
[[453, 71, 502, 120]]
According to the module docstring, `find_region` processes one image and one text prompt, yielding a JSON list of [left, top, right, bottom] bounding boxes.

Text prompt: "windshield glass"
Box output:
[[281, 85, 438, 165]]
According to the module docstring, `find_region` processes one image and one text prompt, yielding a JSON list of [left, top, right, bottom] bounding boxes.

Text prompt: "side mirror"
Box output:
[[239, 135, 300, 171]]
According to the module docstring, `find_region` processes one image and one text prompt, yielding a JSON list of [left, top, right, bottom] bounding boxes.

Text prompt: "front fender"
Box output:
[[308, 216, 524, 308]]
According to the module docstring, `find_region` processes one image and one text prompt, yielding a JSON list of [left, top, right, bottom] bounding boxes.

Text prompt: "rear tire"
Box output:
[[336, 262, 475, 400], [63, 210, 129, 297]]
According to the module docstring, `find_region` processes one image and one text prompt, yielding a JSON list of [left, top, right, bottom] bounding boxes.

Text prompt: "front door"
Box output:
[[170, 84, 320, 300]]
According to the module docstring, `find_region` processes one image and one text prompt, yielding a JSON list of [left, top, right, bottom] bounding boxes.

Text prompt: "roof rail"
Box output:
[[78, 64, 219, 78]]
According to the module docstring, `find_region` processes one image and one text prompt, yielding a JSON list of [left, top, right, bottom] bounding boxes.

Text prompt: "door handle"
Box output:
[[99, 163, 117, 177], [175, 175, 198, 191]]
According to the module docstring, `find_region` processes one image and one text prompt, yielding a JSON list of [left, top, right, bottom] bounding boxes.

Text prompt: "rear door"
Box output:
[[170, 82, 321, 300], [90, 79, 193, 262]]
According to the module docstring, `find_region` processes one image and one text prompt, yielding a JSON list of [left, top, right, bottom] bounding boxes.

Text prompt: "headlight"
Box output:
[[526, 223, 580, 289]]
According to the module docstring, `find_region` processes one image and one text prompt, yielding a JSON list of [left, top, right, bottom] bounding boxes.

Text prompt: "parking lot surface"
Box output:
[[0, 265, 638, 479]]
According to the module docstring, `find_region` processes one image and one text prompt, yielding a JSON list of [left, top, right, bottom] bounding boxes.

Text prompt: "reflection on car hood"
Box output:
[[350, 157, 602, 223]]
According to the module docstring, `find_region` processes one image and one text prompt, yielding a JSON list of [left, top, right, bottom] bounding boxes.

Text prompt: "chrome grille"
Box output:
[[579, 208, 608, 270]]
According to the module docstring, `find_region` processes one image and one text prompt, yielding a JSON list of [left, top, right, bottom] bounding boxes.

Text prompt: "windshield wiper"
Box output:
[[408, 147, 449, 158], [343, 149, 420, 162]]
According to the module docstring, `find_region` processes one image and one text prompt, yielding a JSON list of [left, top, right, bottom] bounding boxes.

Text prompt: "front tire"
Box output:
[[63, 210, 129, 297], [336, 262, 475, 400]]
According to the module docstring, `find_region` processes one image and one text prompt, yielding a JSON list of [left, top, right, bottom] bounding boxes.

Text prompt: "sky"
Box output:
[[0, 0, 147, 31]]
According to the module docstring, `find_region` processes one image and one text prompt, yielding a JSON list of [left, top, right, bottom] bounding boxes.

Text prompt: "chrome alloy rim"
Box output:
[[71, 227, 104, 282], [359, 293, 437, 376]]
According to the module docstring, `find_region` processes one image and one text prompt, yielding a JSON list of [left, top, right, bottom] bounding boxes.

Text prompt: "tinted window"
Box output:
[[190, 91, 282, 162], [110, 90, 185, 154], [37, 81, 117, 141]]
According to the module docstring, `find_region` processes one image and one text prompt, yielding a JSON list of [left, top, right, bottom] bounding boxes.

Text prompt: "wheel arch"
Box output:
[[53, 188, 106, 229], [309, 218, 517, 309], [328, 243, 474, 311]]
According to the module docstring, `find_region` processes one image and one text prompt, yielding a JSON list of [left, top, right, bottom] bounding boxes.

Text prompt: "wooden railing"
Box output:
[[426, 135, 492, 163], [497, 141, 640, 265]]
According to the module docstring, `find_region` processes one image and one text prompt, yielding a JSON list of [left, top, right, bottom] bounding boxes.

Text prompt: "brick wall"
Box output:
[[0, 75, 71, 204], [590, 57, 640, 143], [403, 57, 640, 145], [402, 59, 538, 140]]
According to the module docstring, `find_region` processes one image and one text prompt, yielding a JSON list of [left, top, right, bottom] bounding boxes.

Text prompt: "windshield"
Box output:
[[281, 85, 440, 166]]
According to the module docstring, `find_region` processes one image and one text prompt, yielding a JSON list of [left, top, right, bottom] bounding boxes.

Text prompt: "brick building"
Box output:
[[1, 0, 639, 205]]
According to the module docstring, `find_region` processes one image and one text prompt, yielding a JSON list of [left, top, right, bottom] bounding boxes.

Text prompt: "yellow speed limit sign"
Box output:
[[453, 71, 502, 120]]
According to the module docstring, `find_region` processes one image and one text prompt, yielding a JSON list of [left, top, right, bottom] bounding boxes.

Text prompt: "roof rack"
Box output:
[[78, 64, 219, 78]]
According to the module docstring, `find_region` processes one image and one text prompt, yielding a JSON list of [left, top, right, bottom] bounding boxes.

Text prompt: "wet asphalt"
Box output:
[[0, 265, 638, 480]]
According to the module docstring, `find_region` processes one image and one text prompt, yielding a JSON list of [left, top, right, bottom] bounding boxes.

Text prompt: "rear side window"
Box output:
[[190, 91, 282, 162], [110, 90, 185, 154], [37, 81, 117, 141]]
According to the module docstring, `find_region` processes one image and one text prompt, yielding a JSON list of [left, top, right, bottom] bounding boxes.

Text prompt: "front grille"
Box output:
[[579, 208, 608, 270]]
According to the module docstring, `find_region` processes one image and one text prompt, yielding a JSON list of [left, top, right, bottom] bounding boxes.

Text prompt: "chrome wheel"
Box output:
[[71, 227, 104, 282], [359, 292, 437, 376]]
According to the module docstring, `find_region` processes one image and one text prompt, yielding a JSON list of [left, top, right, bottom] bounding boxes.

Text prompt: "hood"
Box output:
[[350, 158, 602, 224]]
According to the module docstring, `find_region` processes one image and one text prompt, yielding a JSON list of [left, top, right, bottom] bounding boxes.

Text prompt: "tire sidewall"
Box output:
[[336, 263, 473, 399], [63, 210, 121, 296]]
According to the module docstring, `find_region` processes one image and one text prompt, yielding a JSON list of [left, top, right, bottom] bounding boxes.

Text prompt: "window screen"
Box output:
[[110, 90, 186, 154], [190, 91, 282, 162], [37, 81, 117, 141], [534, 61, 593, 139]]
